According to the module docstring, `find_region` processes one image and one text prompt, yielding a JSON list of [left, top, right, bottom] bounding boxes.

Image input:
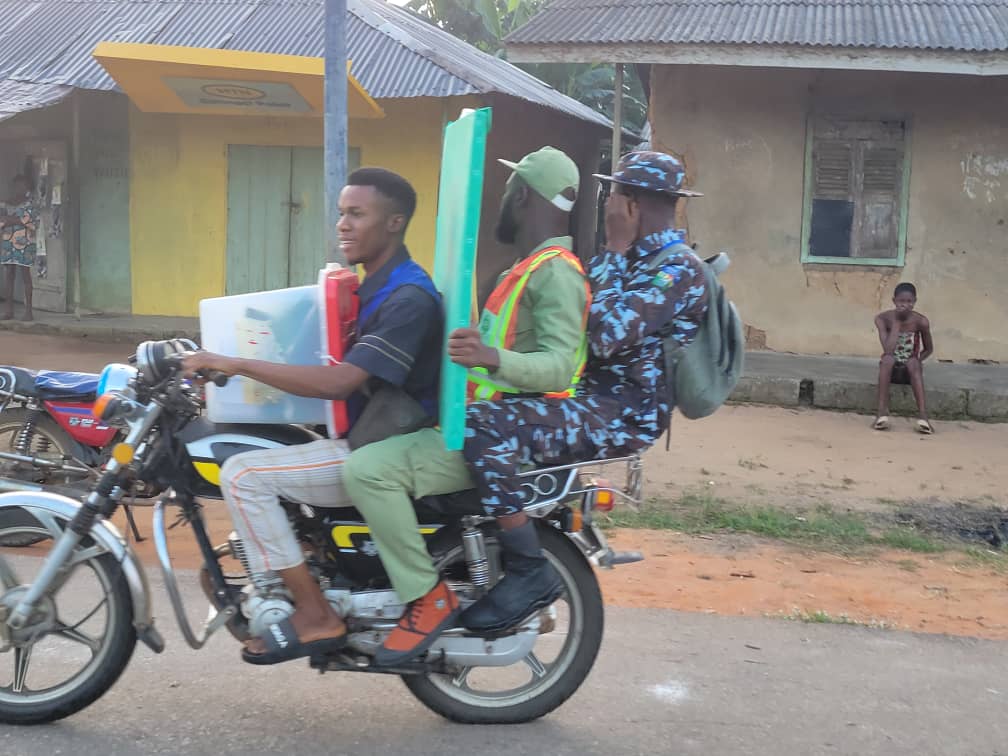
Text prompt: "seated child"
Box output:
[[873, 283, 934, 433]]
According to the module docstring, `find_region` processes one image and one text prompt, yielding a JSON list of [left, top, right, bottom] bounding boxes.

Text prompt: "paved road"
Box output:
[[0, 331, 126, 373], [2, 569, 1007, 756]]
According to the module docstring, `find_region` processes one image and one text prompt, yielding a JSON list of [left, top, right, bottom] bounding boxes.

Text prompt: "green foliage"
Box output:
[[405, 0, 648, 133]]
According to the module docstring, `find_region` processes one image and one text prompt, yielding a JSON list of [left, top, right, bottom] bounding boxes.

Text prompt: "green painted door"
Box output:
[[226, 146, 360, 295], [79, 92, 132, 313], [226, 145, 292, 295], [287, 146, 324, 288]]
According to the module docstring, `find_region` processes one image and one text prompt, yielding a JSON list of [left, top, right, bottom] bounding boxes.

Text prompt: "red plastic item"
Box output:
[[321, 267, 360, 438], [46, 400, 117, 447]]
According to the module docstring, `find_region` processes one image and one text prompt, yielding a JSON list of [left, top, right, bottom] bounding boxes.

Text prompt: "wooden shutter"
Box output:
[[854, 138, 904, 259], [807, 118, 905, 261], [813, 140, 853, 199]]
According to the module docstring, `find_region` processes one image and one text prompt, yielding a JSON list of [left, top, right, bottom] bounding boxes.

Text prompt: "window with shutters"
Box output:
[[801, 118, 910, 266]]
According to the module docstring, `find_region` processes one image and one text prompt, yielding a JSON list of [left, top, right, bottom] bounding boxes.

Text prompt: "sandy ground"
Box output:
[[3, 331, 1007, 641], [4, 331, 1003, 513], [643, 404, 1007, 511], [84, 505, 1008, 643]]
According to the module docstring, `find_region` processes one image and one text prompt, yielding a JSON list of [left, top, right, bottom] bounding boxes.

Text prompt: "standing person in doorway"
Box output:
[[1, 175, 39, 322]]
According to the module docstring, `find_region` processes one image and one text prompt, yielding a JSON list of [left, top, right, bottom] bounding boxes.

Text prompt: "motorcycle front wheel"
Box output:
[[403, 523, 604, 724], [0, 508, 137, 724]]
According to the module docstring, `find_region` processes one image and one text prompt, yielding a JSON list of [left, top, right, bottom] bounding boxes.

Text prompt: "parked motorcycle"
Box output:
[[0, 364, 151, 545], [0, 339, 643, 725]]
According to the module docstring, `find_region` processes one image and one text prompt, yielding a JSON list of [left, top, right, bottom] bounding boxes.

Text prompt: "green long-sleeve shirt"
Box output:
[[484, 236, 589, 394]]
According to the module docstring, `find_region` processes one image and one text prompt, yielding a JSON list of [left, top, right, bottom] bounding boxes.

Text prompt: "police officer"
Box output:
[[460, 151, 710, 633]]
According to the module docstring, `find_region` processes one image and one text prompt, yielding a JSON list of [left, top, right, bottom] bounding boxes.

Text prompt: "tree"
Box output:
[[405, 0, 647, 134]]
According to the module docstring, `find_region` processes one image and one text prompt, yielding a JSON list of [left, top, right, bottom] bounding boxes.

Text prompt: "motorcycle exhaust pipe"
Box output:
[[0, 450, 90, 474]]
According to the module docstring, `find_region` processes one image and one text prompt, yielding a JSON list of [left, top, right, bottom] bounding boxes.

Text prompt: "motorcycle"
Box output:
[[0, 339, 644, 725], [0, 364, 154, 545]]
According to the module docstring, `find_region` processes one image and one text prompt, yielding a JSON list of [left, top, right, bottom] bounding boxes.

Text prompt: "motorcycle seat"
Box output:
[[413, 489, 484, 520], [0, 366, 100, 399]]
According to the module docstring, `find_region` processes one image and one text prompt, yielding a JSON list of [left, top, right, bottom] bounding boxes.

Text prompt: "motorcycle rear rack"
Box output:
[[519, 454, 643, 517]]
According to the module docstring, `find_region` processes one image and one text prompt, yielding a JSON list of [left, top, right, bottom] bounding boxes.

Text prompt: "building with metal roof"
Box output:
[[507, 0, 1008, 75], [0, 0, 612, 129], [504, 0, 1008, 363], [508, 0, 1008, 52], [0, 0, 617, 318]]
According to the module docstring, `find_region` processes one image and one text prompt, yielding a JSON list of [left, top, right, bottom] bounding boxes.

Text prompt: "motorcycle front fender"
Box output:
[[0, 491, 165, 653]]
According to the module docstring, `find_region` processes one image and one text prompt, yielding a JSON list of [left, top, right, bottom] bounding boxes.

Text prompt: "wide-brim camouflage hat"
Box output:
[[593, 150, 703, 198]]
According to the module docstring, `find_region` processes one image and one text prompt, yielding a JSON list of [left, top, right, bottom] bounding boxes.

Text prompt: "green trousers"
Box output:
[[342, 427, 475, 603]]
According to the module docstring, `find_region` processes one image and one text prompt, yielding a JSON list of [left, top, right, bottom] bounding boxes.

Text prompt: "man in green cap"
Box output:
[[342, 146, 591, 666]]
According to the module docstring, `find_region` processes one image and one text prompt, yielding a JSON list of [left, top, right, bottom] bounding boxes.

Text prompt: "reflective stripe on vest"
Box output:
[[467, 246, 590, 402]]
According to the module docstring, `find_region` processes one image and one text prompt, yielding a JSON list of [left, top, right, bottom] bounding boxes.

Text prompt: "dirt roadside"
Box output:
[[96, 506, 1008, 643], [4, 331, 1007, 641]]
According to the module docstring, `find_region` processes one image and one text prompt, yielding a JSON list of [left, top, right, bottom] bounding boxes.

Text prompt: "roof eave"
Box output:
[[505, 42, 1008, 77]]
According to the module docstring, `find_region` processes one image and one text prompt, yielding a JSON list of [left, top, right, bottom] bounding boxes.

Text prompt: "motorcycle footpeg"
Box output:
[[609, 550, 645, 566], [593, 549, 645, 568]]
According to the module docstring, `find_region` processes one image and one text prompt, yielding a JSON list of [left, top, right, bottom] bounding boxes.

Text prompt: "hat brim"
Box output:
[[498, 159, 519, 171], [592, 173, 703, 198]]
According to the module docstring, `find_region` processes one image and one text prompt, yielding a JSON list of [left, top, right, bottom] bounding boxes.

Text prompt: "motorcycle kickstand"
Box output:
[[123, 504, 145, 543]]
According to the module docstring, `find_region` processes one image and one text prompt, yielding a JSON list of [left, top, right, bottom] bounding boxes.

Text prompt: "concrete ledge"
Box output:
[[811, 380, 969, 420], [968, 391, 1008, 422], [729, 376, 801, 407], [0, 317, 199, 345]]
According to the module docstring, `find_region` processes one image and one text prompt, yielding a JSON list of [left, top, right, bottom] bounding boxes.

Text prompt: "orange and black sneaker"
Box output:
[[374, 581, 461, 667]]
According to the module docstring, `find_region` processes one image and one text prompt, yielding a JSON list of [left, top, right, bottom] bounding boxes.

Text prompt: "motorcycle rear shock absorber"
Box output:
[[13, 412, 37, 456], [461, 526, 490, 588]]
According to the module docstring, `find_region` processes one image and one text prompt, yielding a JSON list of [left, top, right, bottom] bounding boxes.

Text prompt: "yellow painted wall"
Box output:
[[129, 97, 475, 316]]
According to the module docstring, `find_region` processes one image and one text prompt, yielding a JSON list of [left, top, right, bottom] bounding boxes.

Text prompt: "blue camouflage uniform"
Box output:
[[463, 224, 709, 516]]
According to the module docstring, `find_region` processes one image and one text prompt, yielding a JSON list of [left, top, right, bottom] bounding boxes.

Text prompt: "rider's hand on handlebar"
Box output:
[[448, 328, 500, 371], [181, 351, 237, 382]]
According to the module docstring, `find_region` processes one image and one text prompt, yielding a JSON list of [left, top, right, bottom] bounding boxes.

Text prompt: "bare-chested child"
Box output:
[[873, 283, 934, 433]]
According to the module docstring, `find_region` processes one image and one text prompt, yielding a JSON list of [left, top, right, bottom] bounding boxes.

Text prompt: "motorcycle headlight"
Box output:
[[135, 339, 195, 384], [95, 363, 137, 396]]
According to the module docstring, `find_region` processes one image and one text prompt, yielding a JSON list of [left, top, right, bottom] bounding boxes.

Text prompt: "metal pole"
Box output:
[[71, 90, 82, 319], [611, 63, 624, 175], [324, 0, 348, 265]]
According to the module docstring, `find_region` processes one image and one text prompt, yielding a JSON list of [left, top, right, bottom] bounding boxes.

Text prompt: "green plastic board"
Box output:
[[432, 107, 492, 451]]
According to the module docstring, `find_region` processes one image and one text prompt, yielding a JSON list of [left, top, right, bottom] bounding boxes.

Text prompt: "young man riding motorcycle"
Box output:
[[459, 151, 711, 633], [183, 168, 443, 665], [342, 146, 591, 666]]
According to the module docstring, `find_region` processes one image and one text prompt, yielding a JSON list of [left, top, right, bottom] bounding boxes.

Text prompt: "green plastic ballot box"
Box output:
[[432, 107, 492, 451]]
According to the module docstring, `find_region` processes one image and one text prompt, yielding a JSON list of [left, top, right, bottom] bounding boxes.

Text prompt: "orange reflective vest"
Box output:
[[467, 246, 590, 402]]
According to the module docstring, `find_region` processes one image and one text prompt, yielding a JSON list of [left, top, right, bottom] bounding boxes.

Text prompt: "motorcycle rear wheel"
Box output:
[[0, 410, 90, 548], [403, 523, 604, 724], [0, 512, 137, 724]]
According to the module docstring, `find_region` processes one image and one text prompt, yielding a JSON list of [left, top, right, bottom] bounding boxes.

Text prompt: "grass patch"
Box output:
[[878, 529, 945, 553], [959, 547, 1008, 573], [774, 608, 893, 629], [603, 494, 946, 555], [895, 559, 921, 572]]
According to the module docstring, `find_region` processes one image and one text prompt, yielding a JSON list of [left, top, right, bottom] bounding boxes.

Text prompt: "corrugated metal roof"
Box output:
[[0, 0, 612, 129], [507, 0, 1008, 53], [0, 79, 72, 121]]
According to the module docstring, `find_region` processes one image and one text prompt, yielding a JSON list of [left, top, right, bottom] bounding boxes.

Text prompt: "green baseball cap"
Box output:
[[498, 146, 579, 213]]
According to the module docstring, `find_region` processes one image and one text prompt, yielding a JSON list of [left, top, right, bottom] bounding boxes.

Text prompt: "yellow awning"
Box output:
[[92, 42, 384, 120]]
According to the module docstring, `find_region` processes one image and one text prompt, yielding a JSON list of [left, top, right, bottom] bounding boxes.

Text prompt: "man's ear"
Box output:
[[387, 213, 407, 235], [513, 182, 530, 208]]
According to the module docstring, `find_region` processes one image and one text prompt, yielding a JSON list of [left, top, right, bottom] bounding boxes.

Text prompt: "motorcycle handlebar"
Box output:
[[162, 352, 230, 387], [199, 370, 230, 388]]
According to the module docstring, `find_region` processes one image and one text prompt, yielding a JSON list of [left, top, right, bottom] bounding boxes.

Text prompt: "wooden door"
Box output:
[[226, 145, 361, 295], [225, 145, 293, 296]]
